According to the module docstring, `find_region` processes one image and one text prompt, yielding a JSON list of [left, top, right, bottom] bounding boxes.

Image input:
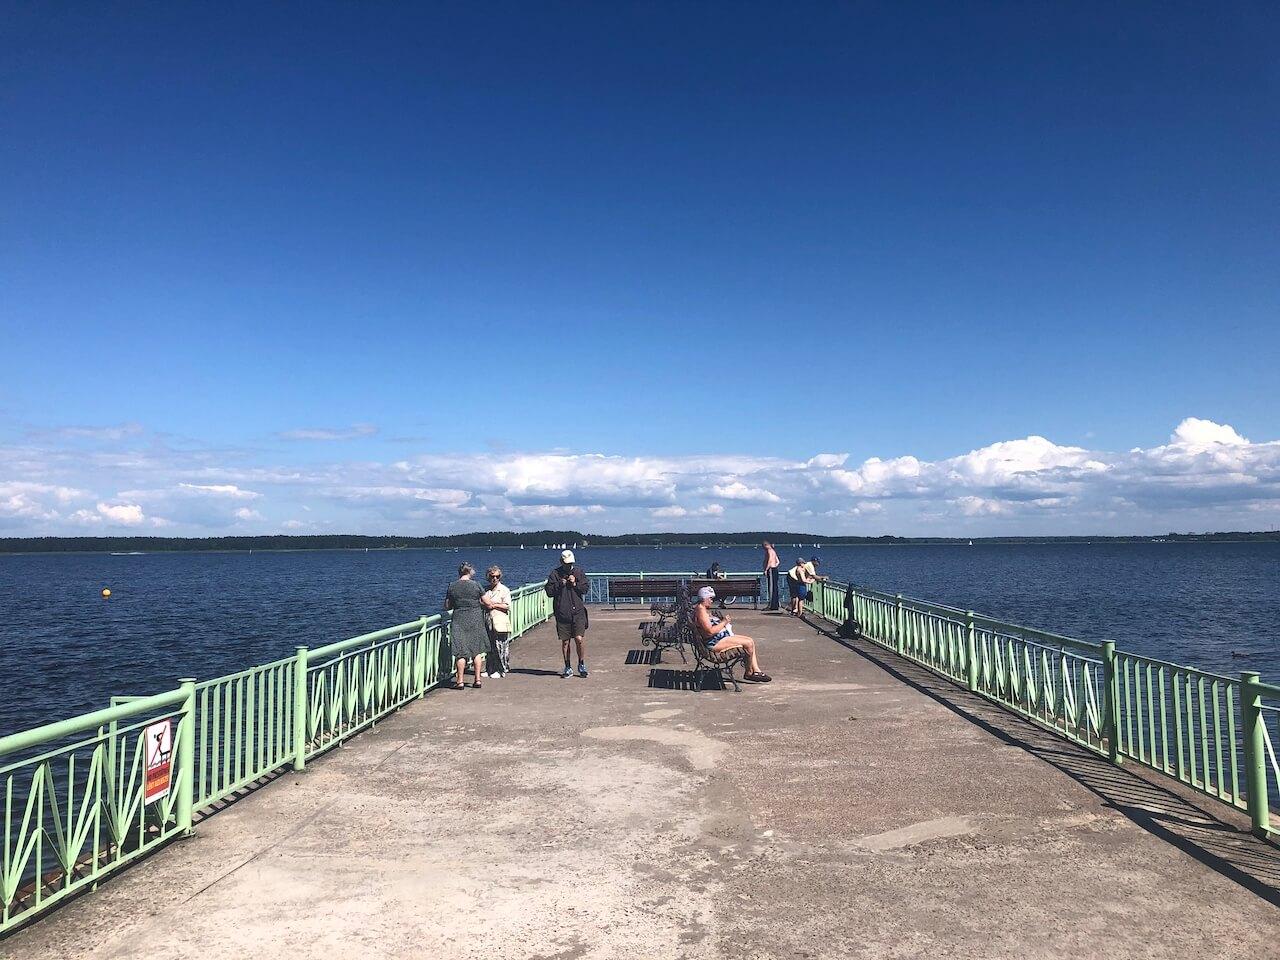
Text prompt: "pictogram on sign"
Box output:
[[143, 719, 173, 805]]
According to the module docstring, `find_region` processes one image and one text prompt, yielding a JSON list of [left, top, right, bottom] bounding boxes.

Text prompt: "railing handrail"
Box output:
[[308, 615, 432, 660], [0, 686, 186, 758]]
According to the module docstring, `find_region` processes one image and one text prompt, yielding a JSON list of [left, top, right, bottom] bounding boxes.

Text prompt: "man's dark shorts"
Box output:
[[555, 613, 588, 641]]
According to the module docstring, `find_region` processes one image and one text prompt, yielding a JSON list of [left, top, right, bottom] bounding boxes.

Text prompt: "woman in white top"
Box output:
[[482, 566, 513, 677], [787, 558, 814, 617]]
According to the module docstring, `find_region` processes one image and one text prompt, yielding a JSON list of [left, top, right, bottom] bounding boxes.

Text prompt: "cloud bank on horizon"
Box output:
[[1, 417, 1278, 537]]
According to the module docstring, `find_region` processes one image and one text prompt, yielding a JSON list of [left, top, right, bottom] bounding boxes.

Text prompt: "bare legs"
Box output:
[[455, 655, 486, 687], [561, 635, 586, 668], [712, 635, 763, 675]]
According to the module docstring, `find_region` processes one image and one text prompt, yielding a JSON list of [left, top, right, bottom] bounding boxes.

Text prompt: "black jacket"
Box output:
[[545, 564, 589, 622]]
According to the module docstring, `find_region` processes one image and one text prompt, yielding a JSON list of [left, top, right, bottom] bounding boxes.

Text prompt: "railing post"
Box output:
[[293, 645, 308, 772], [1241, 671, 1271, 838], [416, 617, 429, 697], [175, 678, 196, 836], [1102, 641, 1122, 765], [895, 594, 904, 654], [965, 611, 979, 692]]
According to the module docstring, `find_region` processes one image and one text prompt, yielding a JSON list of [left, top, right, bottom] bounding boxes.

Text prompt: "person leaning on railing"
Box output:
[[787, 557, 814, 617], [444, 562, 489, 689], [692, 586, 771, 682]]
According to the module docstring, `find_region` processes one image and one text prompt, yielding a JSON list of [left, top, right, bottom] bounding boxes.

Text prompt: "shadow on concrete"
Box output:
[[626, 649, 659, 665], [648, 668, 727, 692], [506, 667, 564, 677], [803, 617, 1280, 909]]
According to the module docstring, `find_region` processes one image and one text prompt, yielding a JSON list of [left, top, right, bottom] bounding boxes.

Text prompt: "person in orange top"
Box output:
[[692, 587, 771, 682]]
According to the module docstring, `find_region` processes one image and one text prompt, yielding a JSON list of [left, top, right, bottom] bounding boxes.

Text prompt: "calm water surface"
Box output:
[[2, 543, 1277, 735]]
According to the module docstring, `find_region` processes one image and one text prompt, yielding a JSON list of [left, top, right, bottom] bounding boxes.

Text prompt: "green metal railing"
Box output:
[[3, 569, 1276, 934], [1, 580, 553, 934], [808, 577, 1280, 840], [0, 685, 195, 931]]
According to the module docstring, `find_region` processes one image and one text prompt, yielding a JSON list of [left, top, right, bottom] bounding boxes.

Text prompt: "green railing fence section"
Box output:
[[2, 568, 1276, 934], [807, 576, 1280, 840], [0, 685, 195, 931], [1, 579, 552, 934]]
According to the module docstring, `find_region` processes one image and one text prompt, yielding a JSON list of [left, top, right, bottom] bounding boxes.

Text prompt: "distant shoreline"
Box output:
[[2, 530, 1277, 556]]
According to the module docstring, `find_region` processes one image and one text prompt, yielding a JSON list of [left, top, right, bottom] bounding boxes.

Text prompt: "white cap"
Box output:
[[561, 549, 575, 564], [697, 586, 715, 600]]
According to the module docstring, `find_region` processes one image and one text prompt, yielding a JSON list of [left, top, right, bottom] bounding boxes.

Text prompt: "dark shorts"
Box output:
[[789, 579, 809, 601], [555, 613, 588, 641]]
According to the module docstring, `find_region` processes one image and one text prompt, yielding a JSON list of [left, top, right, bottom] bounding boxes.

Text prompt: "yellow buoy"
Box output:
[[101, 588, 112, 598]]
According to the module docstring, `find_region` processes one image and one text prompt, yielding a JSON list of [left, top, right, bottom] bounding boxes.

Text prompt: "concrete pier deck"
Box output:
[[5, 610, 1280, 960]]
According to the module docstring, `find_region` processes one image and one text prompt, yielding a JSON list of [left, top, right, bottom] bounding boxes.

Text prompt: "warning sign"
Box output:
[[143, 719, 173, 805]]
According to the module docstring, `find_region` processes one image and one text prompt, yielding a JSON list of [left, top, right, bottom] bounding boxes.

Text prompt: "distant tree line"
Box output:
[[2, 529, 1278, 554]]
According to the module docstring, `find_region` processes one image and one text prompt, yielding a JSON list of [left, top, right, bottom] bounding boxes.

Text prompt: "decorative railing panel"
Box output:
[[1, 687, 193, 932], [195, 657, 297, 809], [808, 577, 1276, 835]]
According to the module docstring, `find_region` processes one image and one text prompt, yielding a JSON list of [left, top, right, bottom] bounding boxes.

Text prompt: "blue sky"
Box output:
[[2, 3, 1278, 536]]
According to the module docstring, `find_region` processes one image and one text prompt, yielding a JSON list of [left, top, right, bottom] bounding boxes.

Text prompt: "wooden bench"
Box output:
[[688, 627, 747, 692], [608, 578, 682, 609], [638, 618, 688, 664], [686, 578, 761, 609]]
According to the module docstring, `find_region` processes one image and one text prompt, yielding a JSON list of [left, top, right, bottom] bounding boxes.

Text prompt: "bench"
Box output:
[[637, 618, 688, 664], [688, 627, 747, 692], [686, 578, 761, 609], [608, 578, 682, 609]]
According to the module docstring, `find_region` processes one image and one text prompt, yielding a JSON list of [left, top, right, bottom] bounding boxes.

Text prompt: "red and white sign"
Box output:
[[143, 719, 173, 805]]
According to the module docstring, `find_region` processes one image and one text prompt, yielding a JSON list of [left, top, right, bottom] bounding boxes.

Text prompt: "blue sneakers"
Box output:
[[577, 661, 588, 678], [560, 664, 573, 678]]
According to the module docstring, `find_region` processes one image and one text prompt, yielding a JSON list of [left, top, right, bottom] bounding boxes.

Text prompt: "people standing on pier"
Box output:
[[762, 540, 781, 611], [787, 557, 813, 617], [444, 562, 489, 689], [482, 565, 512, 678], [545, 549, 589, 678], [692, 586, 771, 682]]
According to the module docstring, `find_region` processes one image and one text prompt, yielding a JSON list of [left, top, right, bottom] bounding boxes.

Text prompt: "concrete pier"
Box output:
[[5, 610, 1279, 959]]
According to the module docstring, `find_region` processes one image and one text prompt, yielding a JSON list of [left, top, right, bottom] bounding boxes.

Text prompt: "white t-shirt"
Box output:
[[483, 583, 512, 632]]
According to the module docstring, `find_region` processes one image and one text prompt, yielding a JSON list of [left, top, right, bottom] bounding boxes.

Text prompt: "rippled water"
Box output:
[[2, 542, 1277, 736]]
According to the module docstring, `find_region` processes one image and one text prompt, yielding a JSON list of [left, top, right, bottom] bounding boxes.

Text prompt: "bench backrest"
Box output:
[[686, 578, 760, 598], [609, 578, 682, 598]]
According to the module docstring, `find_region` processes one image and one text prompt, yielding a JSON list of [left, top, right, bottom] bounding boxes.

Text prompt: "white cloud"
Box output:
[[0, 482, 88, 522], [951, 496, 1009, 517], [278, 424, 378, 442], [47, 423, 144, 441], [1171, 417, 1248, 446], [650, 506, 688, 518], [177, 483, 262, 500], [96, 502, 146, 525], [709, 482, 782, 503], [3, 416, 1278, 535]]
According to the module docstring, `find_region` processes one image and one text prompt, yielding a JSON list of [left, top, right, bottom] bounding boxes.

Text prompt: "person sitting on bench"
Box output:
[[692, 587, 772, 682]]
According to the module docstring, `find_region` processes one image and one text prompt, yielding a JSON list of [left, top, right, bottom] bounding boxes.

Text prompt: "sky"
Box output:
[[1, 2, 1278, 537]]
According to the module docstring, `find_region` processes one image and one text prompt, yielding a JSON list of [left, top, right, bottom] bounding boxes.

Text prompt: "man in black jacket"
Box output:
[[545, 549, 589, 678]]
